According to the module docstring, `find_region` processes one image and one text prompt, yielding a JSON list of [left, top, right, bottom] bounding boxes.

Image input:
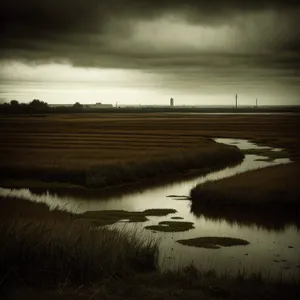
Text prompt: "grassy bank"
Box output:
[[0, 197, 158, 296], [4, 265, 300, 300], [0, 219, 158, 287], [1, 197, 299, 300], [0, 113, 245, 189], [190, 163, 300, 229]]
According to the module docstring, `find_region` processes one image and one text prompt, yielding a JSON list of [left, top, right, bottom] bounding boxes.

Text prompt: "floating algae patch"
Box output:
[[77, 209, 177, 226], [176, 237, 250, 249], [145, 221, 194, 232]]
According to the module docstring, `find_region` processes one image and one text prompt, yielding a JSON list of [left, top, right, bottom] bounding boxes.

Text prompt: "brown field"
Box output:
[[1, 113, 299, 158], [1, 112, 299, 188], [0, 113, 254, 188]]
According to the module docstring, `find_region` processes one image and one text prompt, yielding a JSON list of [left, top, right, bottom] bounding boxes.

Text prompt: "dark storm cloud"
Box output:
[[0, 0, 299, 68], [1, 0, 298, 33]]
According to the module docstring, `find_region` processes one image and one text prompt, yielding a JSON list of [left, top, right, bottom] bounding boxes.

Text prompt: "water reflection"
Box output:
[[190, 204, 300, 231], [0, 154, 291, 216], [1, 138, 299, 278]]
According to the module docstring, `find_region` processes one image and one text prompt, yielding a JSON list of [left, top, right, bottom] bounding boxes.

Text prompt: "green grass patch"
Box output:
[[145, 221, 195, 232], [176, 236, 250, 249]]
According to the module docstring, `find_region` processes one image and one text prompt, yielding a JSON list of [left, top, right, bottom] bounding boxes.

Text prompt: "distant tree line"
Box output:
[[0, 100, 84, 114], [1, 99, 299, 114]]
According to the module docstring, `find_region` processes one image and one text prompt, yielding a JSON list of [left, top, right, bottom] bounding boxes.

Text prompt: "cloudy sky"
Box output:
[[0, 0, 299, 106]]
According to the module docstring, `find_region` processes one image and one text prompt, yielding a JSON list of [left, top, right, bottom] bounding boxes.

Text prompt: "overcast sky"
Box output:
[[0, 0, 299, 106]]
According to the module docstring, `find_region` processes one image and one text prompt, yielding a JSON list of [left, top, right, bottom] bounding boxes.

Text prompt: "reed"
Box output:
[[0, 218, 158, 290]]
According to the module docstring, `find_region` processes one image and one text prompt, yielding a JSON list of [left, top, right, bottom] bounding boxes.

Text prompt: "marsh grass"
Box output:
[[0, 145, 244, 189], [0, 114, 246, 189], [1, 198, 299, 299], [190, 163, 300, 229], [0, 218, 159, 291], [190, 163, 300, 208], [0, 197, 159, 294], [2, 112, 298, 191], [5, 266, 300, 300]]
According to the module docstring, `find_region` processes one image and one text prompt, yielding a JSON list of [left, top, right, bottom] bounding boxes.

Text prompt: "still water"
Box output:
[[1, 139, 299, 278]]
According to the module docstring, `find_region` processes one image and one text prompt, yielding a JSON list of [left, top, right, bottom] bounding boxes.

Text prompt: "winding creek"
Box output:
[[1, 138, 299, 279]]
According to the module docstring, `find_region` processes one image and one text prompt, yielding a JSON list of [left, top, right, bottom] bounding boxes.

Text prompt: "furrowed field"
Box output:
[[1, 113, 299, 188], [0, 113, 251, 188]]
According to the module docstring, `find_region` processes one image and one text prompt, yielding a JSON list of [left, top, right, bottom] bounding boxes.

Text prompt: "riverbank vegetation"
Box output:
[[1, 197, 299, 300], [0, 197, 158, 295], [1, 113, 298, 192], [2, 112, 299, 191], [0, 113, 245, 190], [190, 163, 300, 229], [2, 99, 300, 114]]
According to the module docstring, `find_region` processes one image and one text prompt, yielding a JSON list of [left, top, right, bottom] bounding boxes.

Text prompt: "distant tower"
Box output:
[[256, 98, 258, 108], [235, 94, 238, 108], [170, 97, 174, 107]]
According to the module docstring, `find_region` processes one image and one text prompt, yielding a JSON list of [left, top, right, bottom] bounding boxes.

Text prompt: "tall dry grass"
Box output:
[[0, 196, 158, 293], [190, 163, 300, 230], [0, 218, 158, 290]]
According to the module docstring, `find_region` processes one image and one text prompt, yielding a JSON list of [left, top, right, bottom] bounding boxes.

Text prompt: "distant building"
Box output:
[[85, 103, 114, 109], [48, 104, 73, 108], [170, 98, 174, 107], [49, 103, 114, 109], [93, 103, 113, 108]]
